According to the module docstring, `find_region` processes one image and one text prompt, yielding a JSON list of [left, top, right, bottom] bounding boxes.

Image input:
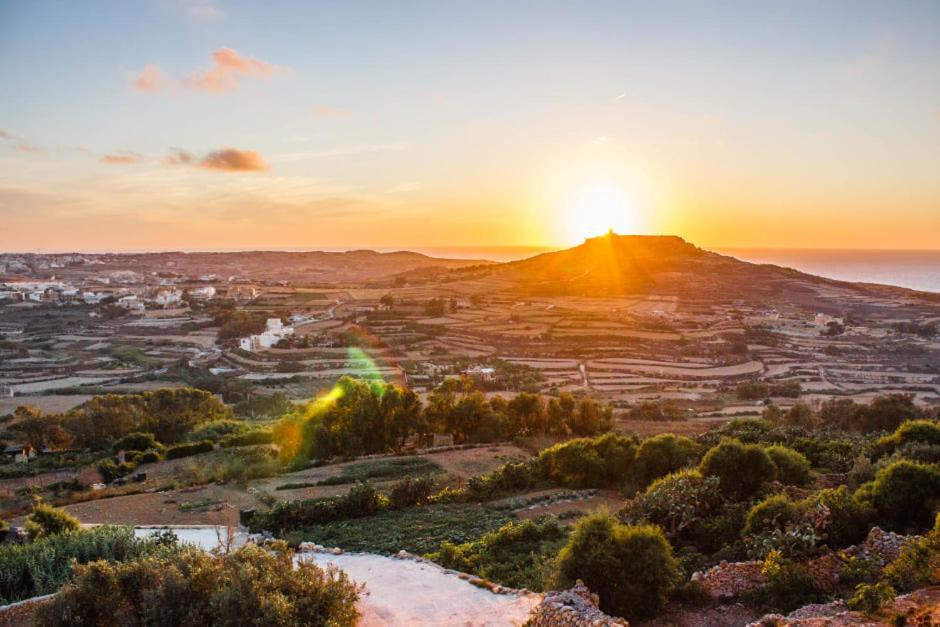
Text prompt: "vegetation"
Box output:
[[25, 502, 81, 541], [0, 525, 167, 604], [554, 511, 679, 621], [699, 438, 777, 501], [36, 542, 360, 626], [165, 439, 215, 459]]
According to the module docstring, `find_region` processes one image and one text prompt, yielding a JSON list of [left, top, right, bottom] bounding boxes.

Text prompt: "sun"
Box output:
[[567, 182, 640, 242]]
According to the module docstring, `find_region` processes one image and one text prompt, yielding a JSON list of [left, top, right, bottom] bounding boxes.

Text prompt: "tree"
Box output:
[[699, 438, 777, 501], [380, 293, 395, 309], [554, 512, 678, 621], [765, 445, 813, 486], [855, 460, 940, 532], [506, 393, 545, 436], [632, 434, 699, 489], [381, 384, 424, 449], [14, 406, 69, 451]]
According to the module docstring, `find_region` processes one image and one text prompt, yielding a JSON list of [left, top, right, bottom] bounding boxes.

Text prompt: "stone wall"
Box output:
[[528, 581, 629, 626], [691, 560, 765, 600]]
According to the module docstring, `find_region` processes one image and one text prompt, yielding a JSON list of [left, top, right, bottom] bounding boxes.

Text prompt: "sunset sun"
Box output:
[[568, 183, 641, 241]]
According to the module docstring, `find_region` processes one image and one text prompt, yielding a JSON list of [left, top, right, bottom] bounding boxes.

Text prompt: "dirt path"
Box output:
[[303, 552, 541, 626]]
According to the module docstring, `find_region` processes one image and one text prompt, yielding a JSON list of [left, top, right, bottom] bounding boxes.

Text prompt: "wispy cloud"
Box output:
[[278, 142, 409, 162], [176, 0, 225, 20], [16, 144, 41, 153], [133, 48, 289, 94], [0, 129, 13, 141], [165, 147, 269, 172], [312, 105, 348, 118], [100, 153, 143, 165]]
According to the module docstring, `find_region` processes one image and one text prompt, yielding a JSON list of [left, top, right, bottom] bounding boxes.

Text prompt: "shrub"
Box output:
[[759, 549, 825, 612], [35, 542, 360, 626], [632, 434, 699, 489], [805, 486, 873, 548], [846, 582, 896, 616], [389, 475, 435, 509], [0, 526, 162, 604], [25, 503, 80, 541], [187, 419, 251, 443], [554, 512, 678, 621], [765, 445, 813, 486], [883, 513, 940, 591], [538, 433, 636, 489], [252, 482, 388, 533], [428, 518, 566, 590], [854, 460, 940, 532], [219, 429, 273, 448], [111, 431, 161, 453], [165, 439, 214, 460], [699, 438, 777, 501], [873, 420, 940, 458], [623, 470, 723, 543], [744, 495, 801, 537], [136, 449, 162, 464]]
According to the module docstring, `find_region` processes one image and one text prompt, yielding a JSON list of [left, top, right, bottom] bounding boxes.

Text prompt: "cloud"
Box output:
[[165, 147, 268, 172], [277, 142, 409, 162], [100, 153, 143, 165], [134, 65, 170, 93], [176, 0, 224, 20], [16, 144, 40, 153], [184, 48, 287, 93], [312, 105, 348, 118], [0, 129, 12, 140], [133, 48, 288, 94]]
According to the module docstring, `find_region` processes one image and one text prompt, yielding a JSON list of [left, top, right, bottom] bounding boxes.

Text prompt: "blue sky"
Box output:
[[1, 1, 938, 251]]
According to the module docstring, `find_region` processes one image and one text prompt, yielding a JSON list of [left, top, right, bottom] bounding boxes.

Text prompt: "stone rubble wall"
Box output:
[[527, 581, 629, 626], [691, 560, 766, 600]]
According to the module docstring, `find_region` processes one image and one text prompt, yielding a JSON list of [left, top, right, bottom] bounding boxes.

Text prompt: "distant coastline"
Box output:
[[716, 247, 940, 294]]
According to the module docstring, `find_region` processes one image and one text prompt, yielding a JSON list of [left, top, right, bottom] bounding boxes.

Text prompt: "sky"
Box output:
[[1, 0, 939, 253]]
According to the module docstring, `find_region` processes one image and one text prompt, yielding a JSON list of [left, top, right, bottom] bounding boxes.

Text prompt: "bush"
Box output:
[[765, 445, 813, 486], [0, 526, 164, 604], [538, 433, 636, 489], [744, 495, 801, 537], [219, 429, 273, 448], [389, 475, 435, 509], [759, 549, 825, 612], [112, 431, 161, 453], [805, 486, 873, 548], [855, 460, 940, 532], [25, 503, 80, 541], [883, 513, 940, 591], [35, 542, 360, 626], [165, 439, 214, 460], [699, 438, 777, 501], [187, 419, 251, 443], [136, 449, 162, 464], [846, 582, 896, 616], [553, 511, 678, 621], [622, 470, 723, 544], [252, 482, 388, 533], [632, 434, 699, 489], [428, 518, 566, 590], [873, 420, 940, 458]]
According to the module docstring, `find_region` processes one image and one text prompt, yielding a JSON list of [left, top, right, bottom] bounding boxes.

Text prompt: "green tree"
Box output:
[[554, 512, 678, 621], [699, 438, 777, 501]]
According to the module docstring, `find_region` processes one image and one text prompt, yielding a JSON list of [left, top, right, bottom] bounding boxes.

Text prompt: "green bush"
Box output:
[[805, 486, 873, 548], [744, 495, 801, 537], [855, 460, 940, 532], [165, 439, 214, 460], [0, 526, 165, 604], [136, 449, 162, 464], [25, 503, 80, 541], [187, 419, 251, 443], [554, 511, 678, 621], [389, 475, 435, 509], [883, 513, 940, 591], [622, 469, 723, 544], [765, 445, 813, 486], [873, 420, 940, 458], [699, 438, 777, 501], [252, 482, 389, 533], [759, 549, 825, 612], [632, 434, 699, 489], [428, 518, 566, 590], [219, 429, 274, 448], [538, 432, 636, 489], [35, 542, 360, 626], [112, 431, 161, 453], [846, 582, 896, 616]]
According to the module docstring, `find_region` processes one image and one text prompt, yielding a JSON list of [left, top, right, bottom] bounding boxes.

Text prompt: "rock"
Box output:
[[528, 580, 628, 626]]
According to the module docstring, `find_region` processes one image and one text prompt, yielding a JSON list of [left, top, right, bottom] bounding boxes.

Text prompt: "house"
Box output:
[[190, 286, 217, 300], [238, 318, 294, 352], [464, 366, 496, 381]]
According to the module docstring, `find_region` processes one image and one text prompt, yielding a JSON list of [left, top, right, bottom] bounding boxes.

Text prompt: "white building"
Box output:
[[190, 286, 217, 300], [153, 288, 183, 307], [238, 318, 294, 352]]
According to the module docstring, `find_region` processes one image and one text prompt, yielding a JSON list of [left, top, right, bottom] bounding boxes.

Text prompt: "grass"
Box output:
[[314, 457, 443, 487], [282, 504, 512, 555]]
